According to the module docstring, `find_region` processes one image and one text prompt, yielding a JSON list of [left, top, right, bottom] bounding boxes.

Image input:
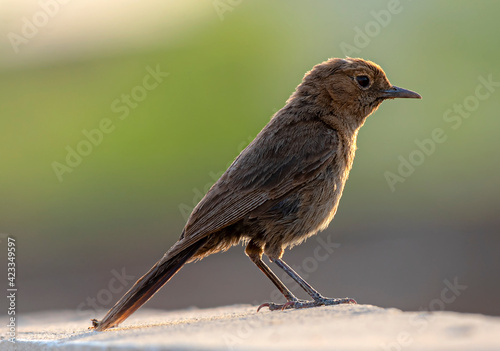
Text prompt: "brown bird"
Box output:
[[91, 57, 421, 331]]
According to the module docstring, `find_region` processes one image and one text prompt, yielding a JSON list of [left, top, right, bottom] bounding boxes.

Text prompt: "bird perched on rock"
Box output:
[[92, 57, 421, 331]]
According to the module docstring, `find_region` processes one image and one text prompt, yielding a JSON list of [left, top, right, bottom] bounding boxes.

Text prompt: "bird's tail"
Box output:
[[91, 237, 207, 331]]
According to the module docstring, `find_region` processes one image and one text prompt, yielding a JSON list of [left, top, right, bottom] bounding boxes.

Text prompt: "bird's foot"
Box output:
[[257, 296, 356, 312], [316, 296, 357, 306], [257, 299, 312, 311]]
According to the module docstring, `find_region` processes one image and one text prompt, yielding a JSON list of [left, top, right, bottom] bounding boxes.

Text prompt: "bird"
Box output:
[[91, 57, 421, 331]]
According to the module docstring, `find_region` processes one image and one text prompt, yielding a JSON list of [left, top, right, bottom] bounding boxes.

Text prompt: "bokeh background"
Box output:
[[1, 0, 499, 320]]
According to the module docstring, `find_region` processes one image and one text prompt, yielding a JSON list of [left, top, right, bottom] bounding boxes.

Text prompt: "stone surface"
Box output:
[[2, 304, 500, 350]]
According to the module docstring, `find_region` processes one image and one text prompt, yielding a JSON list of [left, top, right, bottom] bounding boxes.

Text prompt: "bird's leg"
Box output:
[[249, 255, 305, 311], [246, 242, 309, 311], [268, 257, 356, 309]]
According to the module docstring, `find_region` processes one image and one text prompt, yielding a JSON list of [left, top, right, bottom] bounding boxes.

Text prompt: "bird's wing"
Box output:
[[168, 119, 339, 256]]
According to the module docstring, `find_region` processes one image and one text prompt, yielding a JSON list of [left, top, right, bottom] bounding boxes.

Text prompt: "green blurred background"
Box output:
[[1, 0, 499, 319]]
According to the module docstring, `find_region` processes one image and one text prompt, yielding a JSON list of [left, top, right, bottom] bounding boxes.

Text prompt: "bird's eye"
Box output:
[[356, 75, 370, 88]]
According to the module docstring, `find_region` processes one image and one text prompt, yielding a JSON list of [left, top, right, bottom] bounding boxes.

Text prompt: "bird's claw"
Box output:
[[320, 297, 357, 305], [257, 303, 270, 312], [257, 297, 356, 312], [257, 301, 296, 311]]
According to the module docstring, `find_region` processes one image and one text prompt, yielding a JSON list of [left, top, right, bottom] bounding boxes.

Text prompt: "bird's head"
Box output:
[[295, 57, 421, 126]]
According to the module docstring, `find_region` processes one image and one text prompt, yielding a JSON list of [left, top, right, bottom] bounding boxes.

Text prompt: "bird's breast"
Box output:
[[313, 133, 357, 232]]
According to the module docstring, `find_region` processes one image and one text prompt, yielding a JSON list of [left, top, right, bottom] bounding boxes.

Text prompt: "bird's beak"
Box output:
[[380, 86, 421, 99]]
